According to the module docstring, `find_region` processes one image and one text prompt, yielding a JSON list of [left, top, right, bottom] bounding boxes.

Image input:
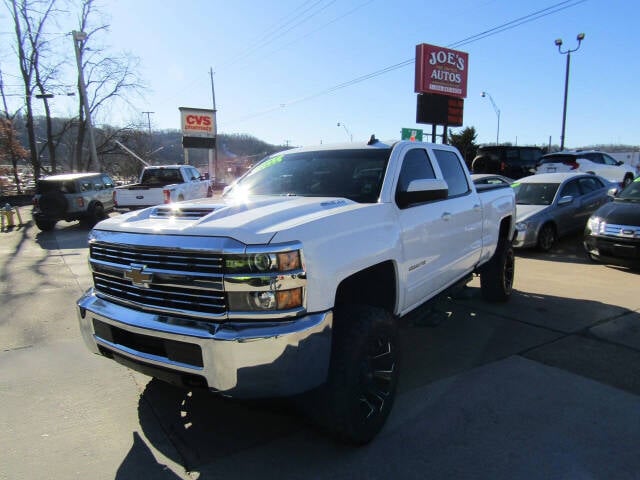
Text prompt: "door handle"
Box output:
[[441, 212, 452, 221]]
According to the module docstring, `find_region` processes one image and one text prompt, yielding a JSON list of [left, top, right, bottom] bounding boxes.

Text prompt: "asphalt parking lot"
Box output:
[[1, 206, 639, 480]]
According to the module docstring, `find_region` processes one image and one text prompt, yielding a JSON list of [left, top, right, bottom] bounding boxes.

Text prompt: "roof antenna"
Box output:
[[367, 134, 378, 146]]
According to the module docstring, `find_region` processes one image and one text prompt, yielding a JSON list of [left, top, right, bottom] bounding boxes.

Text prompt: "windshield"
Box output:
[[512, 182, 560, 205], [616, 180, 640, 201], [225, 148, 391, 203]]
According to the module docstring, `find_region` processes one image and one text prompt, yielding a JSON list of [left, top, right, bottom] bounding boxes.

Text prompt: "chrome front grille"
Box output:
[[91, 242, 223, 274], [90, 241, 226, 320], [603, 223, 640, 238]]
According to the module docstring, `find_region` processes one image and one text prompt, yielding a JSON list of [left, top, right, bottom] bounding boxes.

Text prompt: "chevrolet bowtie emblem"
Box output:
[[124, 265, 153, 288]]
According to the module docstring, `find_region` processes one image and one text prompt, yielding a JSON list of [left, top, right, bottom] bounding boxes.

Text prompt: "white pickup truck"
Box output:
[[77, 139, 516, 444], [114, 164, 212, 210]]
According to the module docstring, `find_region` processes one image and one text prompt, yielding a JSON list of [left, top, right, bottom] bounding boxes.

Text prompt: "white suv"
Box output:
[[536, 150, 636, 187]]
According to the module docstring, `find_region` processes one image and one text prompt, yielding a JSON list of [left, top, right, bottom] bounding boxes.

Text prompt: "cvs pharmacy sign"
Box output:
[[179, 107, 215, 136]]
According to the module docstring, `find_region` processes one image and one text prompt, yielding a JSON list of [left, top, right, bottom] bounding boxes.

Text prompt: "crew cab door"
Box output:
[[184, 166, 208, 199], [394, 146, 482, 313]]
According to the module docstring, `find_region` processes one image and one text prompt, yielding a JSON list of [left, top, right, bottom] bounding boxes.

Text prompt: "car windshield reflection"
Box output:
[[512, 182, 560, 205]]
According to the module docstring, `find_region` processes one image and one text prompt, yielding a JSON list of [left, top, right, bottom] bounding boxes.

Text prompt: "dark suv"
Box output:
[[471, 145, 544, 179], [32, 172, 116, 231]]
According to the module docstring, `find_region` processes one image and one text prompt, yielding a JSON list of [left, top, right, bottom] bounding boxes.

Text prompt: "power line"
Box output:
[[227, 0, 587, 126], [219, 0, 338, 71], [233, 0, 374, 72]]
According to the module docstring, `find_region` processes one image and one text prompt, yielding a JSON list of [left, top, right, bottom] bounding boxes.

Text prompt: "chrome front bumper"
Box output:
[[513, 226, 538, 249], [77, 288, 332, 398]]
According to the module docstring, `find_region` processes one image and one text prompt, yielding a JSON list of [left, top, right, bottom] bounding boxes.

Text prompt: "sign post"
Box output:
[[401, 128, 424, 142]]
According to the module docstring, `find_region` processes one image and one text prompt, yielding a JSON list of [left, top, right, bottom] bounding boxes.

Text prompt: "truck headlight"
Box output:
[[228, 288, 303, 312], [224, 244, 305, 316], [225, 250, 301, 273]]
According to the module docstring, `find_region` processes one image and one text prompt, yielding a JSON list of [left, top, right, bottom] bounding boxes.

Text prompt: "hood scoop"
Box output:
[[150, 206, 216, 219]]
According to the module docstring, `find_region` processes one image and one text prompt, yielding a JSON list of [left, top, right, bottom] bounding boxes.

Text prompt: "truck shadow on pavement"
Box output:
[[122, 285, 640, 478]]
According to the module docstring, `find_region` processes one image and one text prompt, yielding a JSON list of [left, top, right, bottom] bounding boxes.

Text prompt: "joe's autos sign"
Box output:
[[414, 43, 468, 99]]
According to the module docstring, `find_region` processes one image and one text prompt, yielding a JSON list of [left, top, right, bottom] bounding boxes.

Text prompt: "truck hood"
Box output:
[[516, 204, 548, 223], [95, 195, 368, 245]]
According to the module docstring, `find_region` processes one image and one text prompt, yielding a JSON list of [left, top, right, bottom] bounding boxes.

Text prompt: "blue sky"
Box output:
[[3, 0, 639, 149]]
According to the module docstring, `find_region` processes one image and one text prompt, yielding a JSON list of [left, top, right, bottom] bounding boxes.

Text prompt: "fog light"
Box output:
[[251, 291, 276, 310]]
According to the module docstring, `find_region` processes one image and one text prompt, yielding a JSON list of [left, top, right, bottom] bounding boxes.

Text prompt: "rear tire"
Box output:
[[83, 203, 105, 226], [537, 223, 556, 252], [34, 218, 56, 232], [480, 238, 515, 302], [313, 304, 399, 444], [472, 156, 490, 174], [622, 175, 633, 188]]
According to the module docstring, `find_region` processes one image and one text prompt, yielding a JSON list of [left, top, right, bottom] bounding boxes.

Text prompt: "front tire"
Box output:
[[480, 239, 515, 302], [537, 223, 556, 252], [318, 305, 399, 444], [622, 175, 633, 188]]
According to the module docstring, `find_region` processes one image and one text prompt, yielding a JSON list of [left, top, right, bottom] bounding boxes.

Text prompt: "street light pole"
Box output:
[[555, 33, 585, 151], [72, 30, 100, 171], [481, 91, 500, 145], [337, 122, 353, 142]]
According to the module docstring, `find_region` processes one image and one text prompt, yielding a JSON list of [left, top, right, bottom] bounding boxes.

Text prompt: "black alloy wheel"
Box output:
[[537, 223, 556, 252]]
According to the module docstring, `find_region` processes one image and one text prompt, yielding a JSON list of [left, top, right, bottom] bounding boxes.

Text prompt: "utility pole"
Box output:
[[72, 31, 100, 171], [209, 67, 218, 181], [142, 111, 154, 136]]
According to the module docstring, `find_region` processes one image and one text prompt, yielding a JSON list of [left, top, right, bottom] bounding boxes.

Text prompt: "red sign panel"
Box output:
[[179, 107, 215, 137], [415, 43, 469, 99]]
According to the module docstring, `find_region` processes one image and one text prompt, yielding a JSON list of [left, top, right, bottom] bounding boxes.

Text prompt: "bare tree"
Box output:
[[4, 0, 60, 179], [73, 0, 144, 172], [0, 69, 30, 192]]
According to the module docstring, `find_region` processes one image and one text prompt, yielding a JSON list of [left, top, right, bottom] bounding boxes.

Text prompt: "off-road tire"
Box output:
[[84, 202, 106, 226], [537, 223, 556, 252], [39, 191, 68, 218], [472, 156, 489, 174], [34, 218, 56, 232], [315, 304, 399, 444], [480, 238, 515, 302]]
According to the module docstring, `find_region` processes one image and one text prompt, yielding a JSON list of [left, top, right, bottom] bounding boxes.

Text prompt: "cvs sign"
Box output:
[[179, 107, 215, 136]]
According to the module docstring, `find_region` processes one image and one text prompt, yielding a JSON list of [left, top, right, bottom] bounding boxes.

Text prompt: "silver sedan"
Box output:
[[512, 172, 612, 251]]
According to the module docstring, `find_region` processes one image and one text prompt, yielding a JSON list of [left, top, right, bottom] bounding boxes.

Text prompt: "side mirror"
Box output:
[[396, 178, 448, 209], [616, 160, 624, 166], [607, 187, 619, 197], [557, 195, 573, 205]]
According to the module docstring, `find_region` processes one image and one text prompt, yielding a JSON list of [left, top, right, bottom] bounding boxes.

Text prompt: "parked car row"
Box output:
[[536, 150, 636, 187], [471, 146, 637, 188], [472, 172, 640, 270]]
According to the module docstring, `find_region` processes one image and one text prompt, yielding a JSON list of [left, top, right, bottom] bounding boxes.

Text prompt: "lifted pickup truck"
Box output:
[[114, 164, 212, 210], [77, 139, 516, 444]]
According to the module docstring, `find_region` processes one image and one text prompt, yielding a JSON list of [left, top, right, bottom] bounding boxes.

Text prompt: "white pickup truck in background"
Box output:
[[78, 139, 516, 444], [114, 164, 212, 210]]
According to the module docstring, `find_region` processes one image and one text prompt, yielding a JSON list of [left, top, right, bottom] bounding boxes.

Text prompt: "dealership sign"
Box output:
[[414, 43, 468, 99], [179, 107, 215, 137]]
